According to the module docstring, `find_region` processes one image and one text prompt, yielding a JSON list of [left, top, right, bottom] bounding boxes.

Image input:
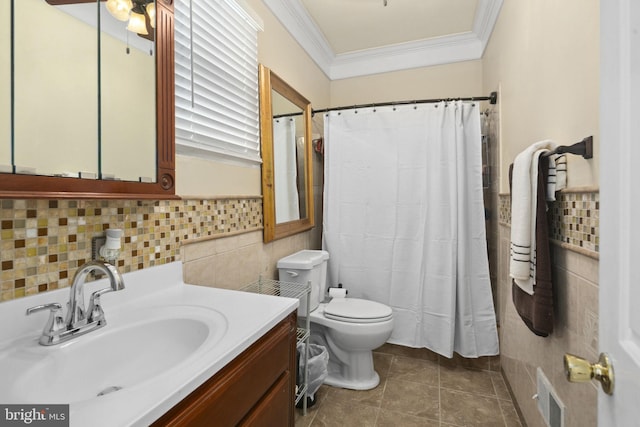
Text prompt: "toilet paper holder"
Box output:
[[328, 284, 348, 298]]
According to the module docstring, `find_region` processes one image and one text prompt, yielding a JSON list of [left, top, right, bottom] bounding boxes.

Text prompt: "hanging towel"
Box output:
[[546, 154, 567, 201], [509, 159, 554, 337], [509, 140, 556, 295]]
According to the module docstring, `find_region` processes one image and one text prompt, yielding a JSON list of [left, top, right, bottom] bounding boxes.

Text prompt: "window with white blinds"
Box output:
[[175, 0, 262, 165]]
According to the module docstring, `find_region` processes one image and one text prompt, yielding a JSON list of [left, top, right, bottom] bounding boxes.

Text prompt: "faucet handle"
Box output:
[[87, 288, 111, 324], [26, 303, 66, 344], [26, 302, 63, 316]]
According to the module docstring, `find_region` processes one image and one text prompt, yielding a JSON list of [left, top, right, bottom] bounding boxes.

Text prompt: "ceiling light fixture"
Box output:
[[146, 2, 156, 29], [127, 8, 148, 35], [106, 0, 155, 36], [106, 0, 132, 21]]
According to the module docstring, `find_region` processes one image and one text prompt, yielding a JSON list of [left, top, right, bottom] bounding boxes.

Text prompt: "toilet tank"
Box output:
[[277, 250, 329, 315]]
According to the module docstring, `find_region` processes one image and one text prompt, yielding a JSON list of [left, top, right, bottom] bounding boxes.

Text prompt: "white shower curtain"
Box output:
[[322, 102, 499, 358], [273, 118, 300, 223]]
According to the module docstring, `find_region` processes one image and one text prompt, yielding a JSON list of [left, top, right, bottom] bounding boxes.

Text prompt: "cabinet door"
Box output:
[[239, 372, 292, 427], [13, 0, 99, 177]]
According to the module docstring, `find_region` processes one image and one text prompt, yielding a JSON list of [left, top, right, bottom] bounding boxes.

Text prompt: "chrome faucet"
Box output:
[[26, 261, 125, 346]]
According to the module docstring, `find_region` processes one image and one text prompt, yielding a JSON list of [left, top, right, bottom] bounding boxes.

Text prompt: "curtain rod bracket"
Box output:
[[548, 136, 594, 159], [489, 91, 498, 104]]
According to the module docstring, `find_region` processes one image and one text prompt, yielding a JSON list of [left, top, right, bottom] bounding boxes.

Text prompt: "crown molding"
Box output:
[[263, 0, 334, 74], [263, 0, 503, 81], [330, 33, 483, 80], [473, 0, 504, 51]]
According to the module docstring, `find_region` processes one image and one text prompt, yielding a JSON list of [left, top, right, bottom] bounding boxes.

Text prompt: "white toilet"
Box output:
[[278, 250, 394, 390]]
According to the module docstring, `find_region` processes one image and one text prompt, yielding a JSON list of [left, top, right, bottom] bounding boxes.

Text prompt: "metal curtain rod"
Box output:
[[312, 91, 498, 115], [273, 112, 304, 119]]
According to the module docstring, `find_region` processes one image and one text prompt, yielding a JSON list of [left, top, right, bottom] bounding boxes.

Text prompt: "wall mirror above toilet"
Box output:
[[258, 64, 314, 242]]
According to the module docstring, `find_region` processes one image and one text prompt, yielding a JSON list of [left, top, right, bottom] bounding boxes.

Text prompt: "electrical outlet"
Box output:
[[91, 236, 106, 261]]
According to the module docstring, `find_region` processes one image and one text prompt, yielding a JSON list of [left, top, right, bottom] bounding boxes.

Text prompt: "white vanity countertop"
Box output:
[[0, 262, 298, 427]]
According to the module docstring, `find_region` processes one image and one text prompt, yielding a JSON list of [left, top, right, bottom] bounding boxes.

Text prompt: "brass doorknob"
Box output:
[[564, 352, 614, 395]]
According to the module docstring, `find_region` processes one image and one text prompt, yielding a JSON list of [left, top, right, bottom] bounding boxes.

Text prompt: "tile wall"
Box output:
[[499, 191, 600, 253], [181, 228, 316, 291], [497, 191, 599, 427], [0, 198, 263, 301]]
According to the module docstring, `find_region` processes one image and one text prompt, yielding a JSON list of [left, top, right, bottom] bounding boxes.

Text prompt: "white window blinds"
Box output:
[[175, 0, 262, 165]]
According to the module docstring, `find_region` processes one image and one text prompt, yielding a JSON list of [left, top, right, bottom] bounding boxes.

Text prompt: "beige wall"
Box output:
[[484, 1, 601, 426], [178, 0, 331, 199], [248, 0, 330, 110], [483, 0, 599, 192], [182, 229, 316, 290], [329, 60, 484, 107], [176, 156, 263, 197]]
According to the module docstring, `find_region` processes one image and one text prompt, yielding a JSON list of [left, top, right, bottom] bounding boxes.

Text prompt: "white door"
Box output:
[[599, 0, 640, 425]]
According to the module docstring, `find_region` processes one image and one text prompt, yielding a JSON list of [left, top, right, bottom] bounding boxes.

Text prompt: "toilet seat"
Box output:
[[324, 298, 393, 323]]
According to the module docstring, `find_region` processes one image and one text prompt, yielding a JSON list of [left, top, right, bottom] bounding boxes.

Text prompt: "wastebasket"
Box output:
[[296, 343, 328, 408]]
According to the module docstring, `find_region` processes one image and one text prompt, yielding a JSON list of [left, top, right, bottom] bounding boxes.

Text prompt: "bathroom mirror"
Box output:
[[0, 0, 175, 198], [259, 64, 314, 242]]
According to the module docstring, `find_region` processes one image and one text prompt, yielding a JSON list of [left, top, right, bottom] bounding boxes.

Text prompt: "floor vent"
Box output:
[[535, 368, 565, 427]]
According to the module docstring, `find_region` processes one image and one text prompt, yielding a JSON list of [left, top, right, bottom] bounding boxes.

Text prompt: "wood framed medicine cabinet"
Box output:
[[0, 0, 176, 199], [259, 64, 314, 243]]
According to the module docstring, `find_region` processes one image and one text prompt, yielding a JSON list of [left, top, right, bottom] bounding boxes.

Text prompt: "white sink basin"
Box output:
[[0, 305, 226, 404], [0, 262, 299, 427]]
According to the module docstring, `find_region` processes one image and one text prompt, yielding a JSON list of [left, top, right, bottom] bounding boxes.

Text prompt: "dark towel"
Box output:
[[509, 157, 554, 336]]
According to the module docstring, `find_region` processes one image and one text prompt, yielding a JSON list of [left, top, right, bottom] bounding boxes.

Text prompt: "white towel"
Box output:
[[510, 140, 557, 295], [546, 154, 567, 201]]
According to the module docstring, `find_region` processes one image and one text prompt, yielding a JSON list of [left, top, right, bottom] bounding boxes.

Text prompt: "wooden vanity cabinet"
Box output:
[[151, 312, 297, 427]]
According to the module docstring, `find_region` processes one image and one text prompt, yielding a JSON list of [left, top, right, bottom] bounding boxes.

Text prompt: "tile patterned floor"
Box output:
[[295, 344, 523, 427]]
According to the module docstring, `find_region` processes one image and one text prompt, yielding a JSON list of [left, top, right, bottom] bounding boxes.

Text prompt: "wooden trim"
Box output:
[[2, 0, 176, 199], [259, 64, 315, 243], [259, 65, 276, 243], [157, 0, 175, 176]]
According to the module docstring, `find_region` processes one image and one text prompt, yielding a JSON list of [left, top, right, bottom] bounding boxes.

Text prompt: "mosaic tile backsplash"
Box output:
[[0, 198, 262, 302], [498, 190, 599, 253]]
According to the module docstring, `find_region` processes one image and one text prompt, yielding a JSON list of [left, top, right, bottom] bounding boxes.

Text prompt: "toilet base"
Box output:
[[307, 312, 392, 391], [324, 370, 380, 390], [321, 347, 382, 390]]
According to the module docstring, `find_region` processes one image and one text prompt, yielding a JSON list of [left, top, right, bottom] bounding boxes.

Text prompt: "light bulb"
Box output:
[[106, 0, 133, 22], [146, 2, 156, 29], [127, 10, 148, 35]]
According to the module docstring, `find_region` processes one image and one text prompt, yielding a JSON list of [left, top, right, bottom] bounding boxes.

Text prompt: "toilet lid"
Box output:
[[324, 298, 393, 323]]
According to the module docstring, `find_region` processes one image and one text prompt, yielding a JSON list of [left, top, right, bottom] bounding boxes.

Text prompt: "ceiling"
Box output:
[[263, 0, 503, 80]]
